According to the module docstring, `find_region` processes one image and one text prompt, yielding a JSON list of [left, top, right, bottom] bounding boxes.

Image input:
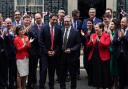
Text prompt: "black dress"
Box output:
[[88, 39, 112, 88]]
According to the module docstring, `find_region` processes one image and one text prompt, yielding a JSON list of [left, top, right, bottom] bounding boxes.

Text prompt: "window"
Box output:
[[15, 0, 44, 14], [0, 0, 14, 18]]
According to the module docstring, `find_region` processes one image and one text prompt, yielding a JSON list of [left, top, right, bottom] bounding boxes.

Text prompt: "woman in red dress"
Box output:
[[87, 23, 112, 89], [14, 25, 33, 89]]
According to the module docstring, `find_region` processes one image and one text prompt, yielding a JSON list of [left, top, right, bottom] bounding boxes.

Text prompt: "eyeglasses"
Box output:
[[6, 22, 12, 24]]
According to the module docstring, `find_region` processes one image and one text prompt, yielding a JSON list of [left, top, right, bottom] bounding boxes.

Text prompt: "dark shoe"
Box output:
[[66, 76, 70, 82], [56, 78, 60, 83]]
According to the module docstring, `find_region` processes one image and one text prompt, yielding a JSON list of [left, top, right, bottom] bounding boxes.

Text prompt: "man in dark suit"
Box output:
[[113, 17, 128, 89], [39, 14, 62, 89], [3, 18, 16, 89], [82, 8, 102, 31], [72, 9, 82, 31], [57, 9, 65, 28], [72, 9, 82, 80], [27, 13, 43, 89], [12, 10, 23, 26], [59, 15, 81, 89], [0, 15, 8, 89]]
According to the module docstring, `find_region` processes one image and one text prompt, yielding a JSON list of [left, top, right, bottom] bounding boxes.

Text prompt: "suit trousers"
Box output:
[[47, 56, 61, 89], [0, 51, 8, 89], [39, 55, 48, 89], [0, 52, 16, 89], [60, 54, 77, 89], [28, 54, 39, 88], [7, 55, 17, 89], [118, 53, 128, 89]]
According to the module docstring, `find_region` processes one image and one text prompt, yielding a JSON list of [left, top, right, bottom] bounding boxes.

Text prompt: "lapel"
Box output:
[[47, 24, 51, 40], [66, 27, 73, 46]]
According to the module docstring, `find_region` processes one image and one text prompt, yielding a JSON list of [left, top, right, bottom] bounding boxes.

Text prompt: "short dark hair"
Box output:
[[106, 8, 112, 13], [97, 22, 104, 30], [15, 25, 24, 35], [87, 18, 93, 24], [72, 9, 80, 17], [49, 13, 58, 19], [103, 13, 111, 19], [23, 15, 31, 20], [122, 16, 128, 22]]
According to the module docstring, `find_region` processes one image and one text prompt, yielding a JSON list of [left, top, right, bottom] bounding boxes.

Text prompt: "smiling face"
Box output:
[[14, 11, 21, 21], [50, 15, 58, 26], [5, 18, 12, 29], [95, 24, 103, 34], [18, 29, 25, 36], [109, 21, 115, 30], [120, 17, 128, 29], [23, 17, 31, 27], [89, 8, 96, 19], [64, 16, 72, 28], [35, 13, 42, 24], [87, 20, 93, 30]]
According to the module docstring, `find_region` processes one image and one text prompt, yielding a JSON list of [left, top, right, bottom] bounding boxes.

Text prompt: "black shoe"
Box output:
[[56, 78, 60, 83], [66, 76, 70, 82]]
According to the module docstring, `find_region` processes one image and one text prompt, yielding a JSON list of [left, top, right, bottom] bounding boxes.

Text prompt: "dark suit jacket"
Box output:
[[39, 23, 62, 56], [72, 20, 82, 31], [58, 21, 64, 29], [62, 27, 81, 61], [112, 29, 128, 60], [4, 32, 16, 57], [82, 17, 102, 31], [28, 23, 43, 56]]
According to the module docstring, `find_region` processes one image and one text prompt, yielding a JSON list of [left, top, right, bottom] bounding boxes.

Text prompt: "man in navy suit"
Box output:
[[58, 9, 65, 28], [72, 9, 82, 31], [59, 15, 81, 89], [0, 16, 9, 89], [72, 9, 82, 80], [27, 13, 43, 89], [82, 8, 102, 31], [3, 18, 16, 89], [39, 14, 62, 89], [113, 17, 128, 89]]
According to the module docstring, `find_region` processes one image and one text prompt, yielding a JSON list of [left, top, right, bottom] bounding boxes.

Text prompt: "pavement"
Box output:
[[36, 69, 95, 89], [35, 50, 96, 89]]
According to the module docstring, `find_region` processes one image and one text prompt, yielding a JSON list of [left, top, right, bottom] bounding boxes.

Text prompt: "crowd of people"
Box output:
[[0, 7, 128, 89]]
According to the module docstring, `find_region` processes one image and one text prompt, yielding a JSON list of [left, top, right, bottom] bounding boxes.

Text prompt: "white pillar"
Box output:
[[106, 0, 117, 11], [68, 0, 78, 16], [14, 0, 17, 10]]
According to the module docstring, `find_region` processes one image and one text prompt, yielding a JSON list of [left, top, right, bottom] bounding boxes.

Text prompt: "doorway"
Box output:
[[78, 0, 106, 21]]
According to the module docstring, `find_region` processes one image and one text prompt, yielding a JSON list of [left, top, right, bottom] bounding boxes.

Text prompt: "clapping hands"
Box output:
[[29, 37, 34, 43]]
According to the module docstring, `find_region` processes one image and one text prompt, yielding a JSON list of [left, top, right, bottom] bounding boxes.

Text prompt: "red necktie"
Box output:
[[51, 27, 54, 50]]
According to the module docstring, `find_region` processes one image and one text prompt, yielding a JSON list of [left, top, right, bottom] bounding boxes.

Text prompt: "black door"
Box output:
[[78, 0, 106, 21]]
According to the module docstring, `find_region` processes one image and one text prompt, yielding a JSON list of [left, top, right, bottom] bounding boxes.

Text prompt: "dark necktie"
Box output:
[[63, 28, 68, 49], [51, 27, 54, 50]]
